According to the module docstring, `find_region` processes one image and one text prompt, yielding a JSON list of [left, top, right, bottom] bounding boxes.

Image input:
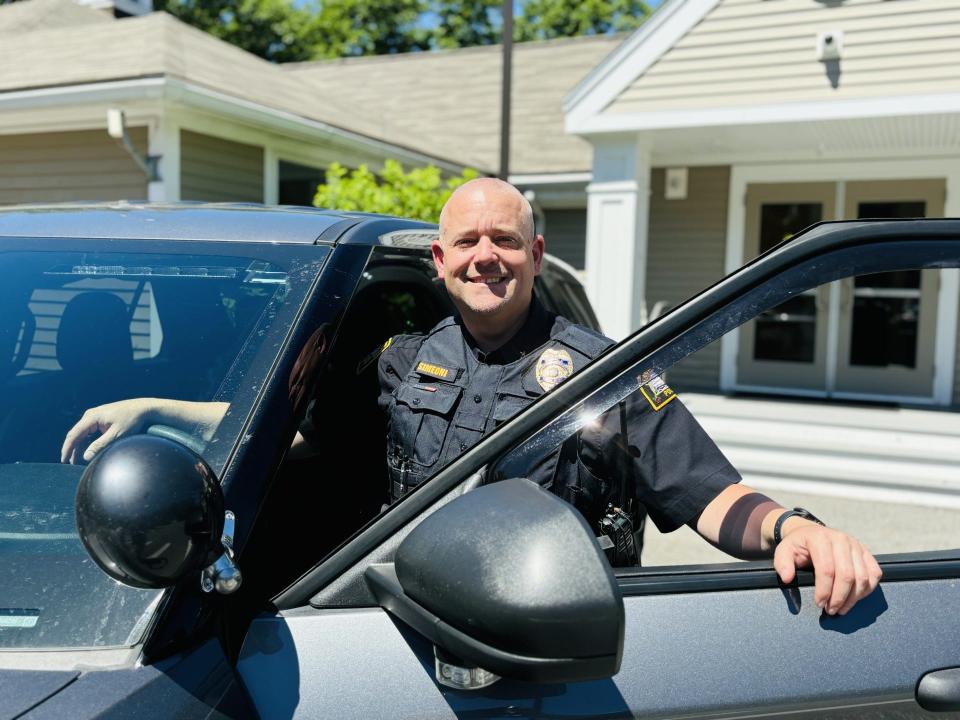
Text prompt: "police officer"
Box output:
[[372, 178, 882, 615], [62, 178, 883, 617]]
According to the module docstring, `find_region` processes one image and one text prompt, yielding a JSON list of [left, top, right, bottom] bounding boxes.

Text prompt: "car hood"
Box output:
[[0, 669, 77, 719]]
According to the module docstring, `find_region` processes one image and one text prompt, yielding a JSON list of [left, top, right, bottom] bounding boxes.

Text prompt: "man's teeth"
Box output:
[[473, 277, 505, 284]]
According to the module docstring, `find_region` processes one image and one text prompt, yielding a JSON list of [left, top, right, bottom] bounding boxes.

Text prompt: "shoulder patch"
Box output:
[[415, 361, 452, 380], [638, 371, 677, 411], [356, 336, 394, 376]]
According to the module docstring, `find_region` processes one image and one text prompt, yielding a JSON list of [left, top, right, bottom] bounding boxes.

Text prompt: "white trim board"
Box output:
[[718, 158, 960, 406], [564, 0, 721, 132], [574, 93, 960, 135], [509, 172, 592, 185]]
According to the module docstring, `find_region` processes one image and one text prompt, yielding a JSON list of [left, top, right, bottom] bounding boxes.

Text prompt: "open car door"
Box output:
[[238, 220, 960, 719]]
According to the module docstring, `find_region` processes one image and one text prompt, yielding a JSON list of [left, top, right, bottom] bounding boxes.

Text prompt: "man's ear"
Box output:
[[431, 240, 445, 279], [532, 234, 545, 275]]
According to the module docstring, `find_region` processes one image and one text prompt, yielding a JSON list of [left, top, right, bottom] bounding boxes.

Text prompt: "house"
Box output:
[[565, 0, 960, 407], [0, 0, 617, 269], [2, 0, 958, 407]]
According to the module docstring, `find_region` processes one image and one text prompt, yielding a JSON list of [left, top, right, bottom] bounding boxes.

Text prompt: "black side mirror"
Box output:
[[365, 478, 624, 686], [75, 435, 239, 592]]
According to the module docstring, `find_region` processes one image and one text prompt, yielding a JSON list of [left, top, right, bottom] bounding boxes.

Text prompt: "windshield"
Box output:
[[0, 240, 327, 651]]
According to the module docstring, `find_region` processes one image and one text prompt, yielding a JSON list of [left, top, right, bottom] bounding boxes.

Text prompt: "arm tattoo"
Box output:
[[717, 493, 781, 559]]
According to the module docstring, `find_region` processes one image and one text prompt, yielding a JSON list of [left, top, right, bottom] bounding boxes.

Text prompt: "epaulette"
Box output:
[[552, 321, 614, 359], [356, 336, 395, 376]]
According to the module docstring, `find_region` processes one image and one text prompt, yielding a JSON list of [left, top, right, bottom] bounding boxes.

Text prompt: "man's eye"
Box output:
[[495, 236, 520, 246]]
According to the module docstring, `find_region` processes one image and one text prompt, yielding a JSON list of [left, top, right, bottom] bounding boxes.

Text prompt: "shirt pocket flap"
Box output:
[[491, 394, 531, 423], [396, 383, 462, 415]]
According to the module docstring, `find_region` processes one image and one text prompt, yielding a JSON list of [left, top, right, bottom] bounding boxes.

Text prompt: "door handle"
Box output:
[[917, 668, 960, 711]]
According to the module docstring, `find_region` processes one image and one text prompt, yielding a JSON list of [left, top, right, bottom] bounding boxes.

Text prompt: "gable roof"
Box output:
[[564, 0, 719, 132], [566, 0, 960, 136], [285, 34, 622, 175], [0, 0, 112, 34], [0, 0, 622, 175]]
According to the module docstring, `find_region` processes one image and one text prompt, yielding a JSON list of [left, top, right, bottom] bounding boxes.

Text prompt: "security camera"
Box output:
[[816, 30, 843, 62]]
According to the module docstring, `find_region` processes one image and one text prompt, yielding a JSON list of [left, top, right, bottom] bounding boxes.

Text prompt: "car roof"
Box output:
[[0, 202, 434, 245]]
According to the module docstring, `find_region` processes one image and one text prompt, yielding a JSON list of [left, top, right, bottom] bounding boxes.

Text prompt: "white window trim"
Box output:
[[719, 158, 960, 406]]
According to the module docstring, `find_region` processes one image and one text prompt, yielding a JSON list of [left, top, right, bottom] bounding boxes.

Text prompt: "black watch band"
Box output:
[[773, 507, 825, 545]]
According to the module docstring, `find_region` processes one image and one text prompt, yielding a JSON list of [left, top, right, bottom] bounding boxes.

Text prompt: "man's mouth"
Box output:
[[468, 276, 507, 285]]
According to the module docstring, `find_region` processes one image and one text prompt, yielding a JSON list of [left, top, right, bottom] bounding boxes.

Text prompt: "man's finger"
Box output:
[[773, 544, 797, 585], [83, 428, 118, 462], [808, 534, 836, 610], [866, 547, 883, 588], [838, 543, 869, 615], [61, 416, 99, 464], [826, 537, 856, 615]]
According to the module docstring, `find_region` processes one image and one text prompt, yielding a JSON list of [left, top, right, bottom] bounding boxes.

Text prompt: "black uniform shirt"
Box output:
[[375, 297, 741, 533]]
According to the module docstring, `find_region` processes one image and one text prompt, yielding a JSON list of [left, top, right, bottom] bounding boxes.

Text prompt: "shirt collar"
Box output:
[[461, 294, 555, 365]]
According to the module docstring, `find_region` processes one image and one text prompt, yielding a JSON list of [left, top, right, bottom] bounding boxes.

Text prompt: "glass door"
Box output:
[[737, 183, 835, 390], [834, 180, 944, 398]]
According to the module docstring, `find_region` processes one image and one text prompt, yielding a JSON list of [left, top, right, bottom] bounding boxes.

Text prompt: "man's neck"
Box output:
[[461, 304, 531, 354]]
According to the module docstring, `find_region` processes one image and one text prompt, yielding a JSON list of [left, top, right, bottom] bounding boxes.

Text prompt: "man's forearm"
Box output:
[[149, 400, 230, 442], [695, 483, 819, 559]]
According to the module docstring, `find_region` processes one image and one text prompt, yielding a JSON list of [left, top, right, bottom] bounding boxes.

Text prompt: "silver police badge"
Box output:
[[535, 347, 574, 392]]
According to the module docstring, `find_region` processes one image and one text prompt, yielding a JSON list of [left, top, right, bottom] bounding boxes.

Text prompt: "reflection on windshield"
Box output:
[[0, 246, 315, 651]]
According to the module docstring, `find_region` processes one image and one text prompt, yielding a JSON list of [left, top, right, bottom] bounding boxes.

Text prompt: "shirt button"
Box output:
[[473, 394, 482, 403], [460, 442, 468, 451], [412, 398, 420, 405]]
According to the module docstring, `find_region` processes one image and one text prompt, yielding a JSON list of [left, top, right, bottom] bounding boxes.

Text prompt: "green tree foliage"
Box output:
[[156, 0, 318, 62], [515, 0, 651, 41], [314, 161, 478, 223], [147, 0, 653, 61], [430, 0, 500, 50], [310, 0, 430, 58]]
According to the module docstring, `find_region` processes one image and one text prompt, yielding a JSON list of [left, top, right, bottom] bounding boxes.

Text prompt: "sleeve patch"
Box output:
[[638, 372, 677, 411], [356, 336, 393, 376]]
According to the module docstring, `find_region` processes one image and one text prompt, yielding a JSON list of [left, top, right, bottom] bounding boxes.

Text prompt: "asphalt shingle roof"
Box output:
[[0, 0, 621, 174]]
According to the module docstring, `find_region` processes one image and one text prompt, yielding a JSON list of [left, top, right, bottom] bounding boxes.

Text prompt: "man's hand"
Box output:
[[774, 521, 882, 616], [695, 484, 882, 615], [61, 398, 157, 464], [61, 398, 229, 464]]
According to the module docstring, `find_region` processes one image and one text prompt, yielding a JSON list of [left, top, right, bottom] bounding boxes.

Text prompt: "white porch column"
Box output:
[[263, 146, 279, 205], [148, 115, 180, 202], [584, 136, 651, 340]]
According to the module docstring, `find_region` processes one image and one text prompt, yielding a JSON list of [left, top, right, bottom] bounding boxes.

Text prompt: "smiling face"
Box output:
[[433, 179, 544, 343]]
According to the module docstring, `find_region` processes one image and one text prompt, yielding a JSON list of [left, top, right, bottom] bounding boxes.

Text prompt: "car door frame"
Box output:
[[250, 219, 960, 718]]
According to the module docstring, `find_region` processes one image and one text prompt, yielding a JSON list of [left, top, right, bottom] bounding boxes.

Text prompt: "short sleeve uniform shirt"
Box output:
[[376, 298, 740, 532]]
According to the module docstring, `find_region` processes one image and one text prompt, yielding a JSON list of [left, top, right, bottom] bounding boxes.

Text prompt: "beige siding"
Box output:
[[608, 0, 960, 114], [646, 166, 730, 391], [180, 130, 263, 203], [0, 129, 148, 204]]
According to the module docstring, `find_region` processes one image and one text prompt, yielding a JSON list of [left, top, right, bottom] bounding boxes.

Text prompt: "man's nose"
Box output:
[[474, 236, 498, 264]]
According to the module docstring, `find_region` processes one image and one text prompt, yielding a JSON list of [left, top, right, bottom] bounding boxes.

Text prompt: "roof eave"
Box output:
[[0, 75, 473, 174]]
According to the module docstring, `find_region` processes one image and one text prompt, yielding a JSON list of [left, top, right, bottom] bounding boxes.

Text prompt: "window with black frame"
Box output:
[[490, 236, 960, 570]]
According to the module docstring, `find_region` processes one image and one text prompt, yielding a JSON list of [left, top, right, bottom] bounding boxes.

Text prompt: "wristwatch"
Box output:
[[773, 507, 825, 545]]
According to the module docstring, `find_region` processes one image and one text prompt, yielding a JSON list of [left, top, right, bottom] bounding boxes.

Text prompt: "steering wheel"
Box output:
[[146, 424, 206, 455]]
